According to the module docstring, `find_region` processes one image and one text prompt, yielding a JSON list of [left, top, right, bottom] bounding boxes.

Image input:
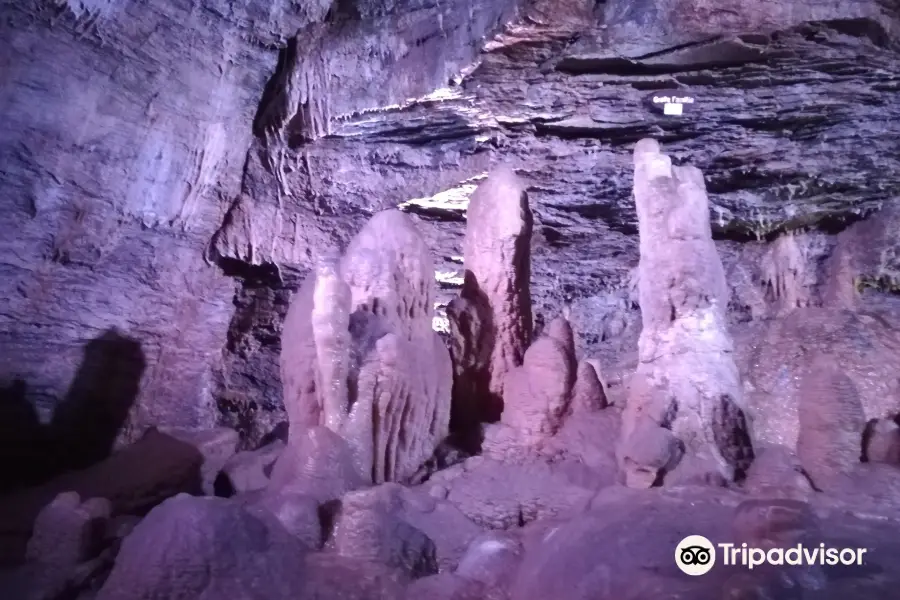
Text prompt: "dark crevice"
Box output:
[[814, 18, 892, 48], [629, 36, 724, 61], [534, 120, 658, 143], [217, 257, 283, 288], [711, 209, 871, 243], [546, 202, 639, 236], [556, 51, 771, 76], [252, 38, 299, 139]]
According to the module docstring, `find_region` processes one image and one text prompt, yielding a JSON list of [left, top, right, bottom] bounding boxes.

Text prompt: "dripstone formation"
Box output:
[[280, 210, 452, 484], [5, 0, 900, 596], [447, 167, 534, 441], [4, 134, 900, 600], [618, 139, 754, 488]]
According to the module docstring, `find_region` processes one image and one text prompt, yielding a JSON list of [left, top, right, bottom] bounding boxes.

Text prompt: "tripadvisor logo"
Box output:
[[675, 535, 869, 576], [675, 535, 716, 576]]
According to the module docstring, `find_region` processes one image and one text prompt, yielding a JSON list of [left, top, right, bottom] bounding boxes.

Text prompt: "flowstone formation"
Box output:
[[618, 139, 754, 488], [796, 354, 866, 491], [280, 210, 452, 484], [484, 317, 577, 454], [446, 167, 534, 442]]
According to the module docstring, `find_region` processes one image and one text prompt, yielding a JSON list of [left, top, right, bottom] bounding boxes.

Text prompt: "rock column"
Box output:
[[447, 168, 533, 441], [618, 139, 754, 487]]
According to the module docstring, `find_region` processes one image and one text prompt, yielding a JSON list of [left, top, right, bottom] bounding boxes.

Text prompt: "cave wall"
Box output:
[[213, 0, 900, 442], [0, 0, 297, 450], [0, 0, 521, 459], [2, 0, 899, 452]]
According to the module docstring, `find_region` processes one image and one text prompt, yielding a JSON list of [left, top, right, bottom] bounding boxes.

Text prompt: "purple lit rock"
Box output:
[[618, 139, 753, 487], [280, 210, 452, 484], [447, 167, 534, 431]]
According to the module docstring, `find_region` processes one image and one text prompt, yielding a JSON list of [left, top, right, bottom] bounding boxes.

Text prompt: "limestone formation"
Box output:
[[311, 255, 352, 432], [617, 415, 683, 488], [280, 276, 321, 432], [500, 317, 576, 443], [618, 138, 754, 487], [742, 445, 814, 499], [268, 426, 365, 503], [796, 356, 866, 491], [570, 361, 607, 413], [479, 316, 621, 466], [480, 317, 577, 459], [447, 167, 534, 435], [584, 358, 621, 404], [734, 308, 900, 451], [280, 209, 452, 485]]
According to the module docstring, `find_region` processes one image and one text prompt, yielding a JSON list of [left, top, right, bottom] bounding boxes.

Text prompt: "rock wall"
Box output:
[[216, 0, 900, 420], [2, 0, 900, 463], [0, 0, 521, 471], [0, 0, 290, 470]]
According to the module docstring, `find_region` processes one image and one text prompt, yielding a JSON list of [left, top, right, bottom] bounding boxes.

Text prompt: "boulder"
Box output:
[[300, 554, 407, 599], [95, 494, 308, 600], [439, 457, 602, 529], [325, 482, 482, 574], [161, 427, 239, 495], [455, 531, 523, 589], [327, 487, 438, 579], [247, 489, 322, 550], [0, 429, 203, 564], [215, 439, 285, 496], [26, 492, 111, 568]]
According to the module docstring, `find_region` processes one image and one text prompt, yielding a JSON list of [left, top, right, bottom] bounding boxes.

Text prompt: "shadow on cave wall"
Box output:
[[0, 328, 146, 494]]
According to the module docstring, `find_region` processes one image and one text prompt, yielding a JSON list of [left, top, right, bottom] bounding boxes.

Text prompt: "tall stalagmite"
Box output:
[[618, 139, 754, 487], [447, 168, 533, 441], [280, 210, 452, 484]]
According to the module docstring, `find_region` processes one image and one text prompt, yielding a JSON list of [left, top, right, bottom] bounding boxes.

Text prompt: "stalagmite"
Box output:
[[618, 138, 754, 487], [447, 167, 533, 438], [279, 210, 452, 484]]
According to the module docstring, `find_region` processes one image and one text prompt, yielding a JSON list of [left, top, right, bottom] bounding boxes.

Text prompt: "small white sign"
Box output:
[[652, 94, 694, 116], [663, 103, 682, 115]]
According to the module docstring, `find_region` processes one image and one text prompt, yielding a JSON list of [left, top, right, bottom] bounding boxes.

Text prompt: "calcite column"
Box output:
[[618, 139, 754, 487], [310, 255, 352, 432], [280, 209, 452, 485], [447, 168, 533, 438]]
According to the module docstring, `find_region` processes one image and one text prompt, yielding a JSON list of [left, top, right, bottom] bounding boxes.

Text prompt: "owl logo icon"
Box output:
[[675, 535, 716, 576]]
